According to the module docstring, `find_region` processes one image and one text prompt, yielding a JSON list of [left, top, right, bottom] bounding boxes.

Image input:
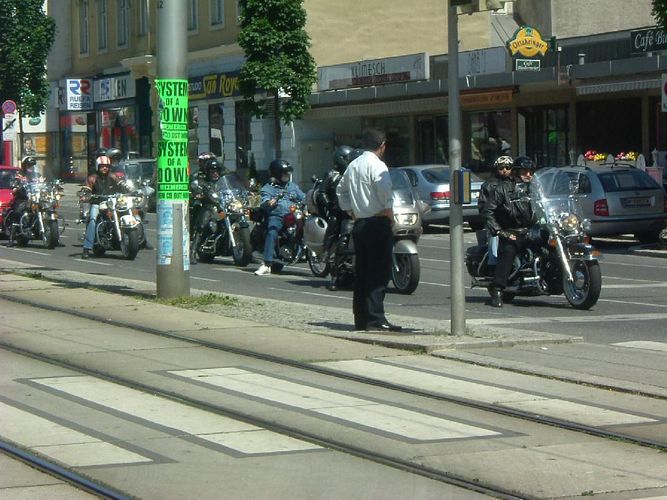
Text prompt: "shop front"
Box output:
[[57, 78, 94, 181]]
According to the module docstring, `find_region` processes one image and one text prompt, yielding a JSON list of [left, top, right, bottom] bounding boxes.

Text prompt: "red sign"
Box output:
[[2, 100, 17, 114]]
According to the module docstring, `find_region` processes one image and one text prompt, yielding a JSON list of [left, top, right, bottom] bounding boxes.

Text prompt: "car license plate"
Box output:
[[622, 196, 650, 208]]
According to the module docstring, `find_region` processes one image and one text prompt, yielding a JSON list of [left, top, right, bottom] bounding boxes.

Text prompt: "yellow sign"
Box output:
[[460, 89, 514, 108], [508, 26, 548, 58]]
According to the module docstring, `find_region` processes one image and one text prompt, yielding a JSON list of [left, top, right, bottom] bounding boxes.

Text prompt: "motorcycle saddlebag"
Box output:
[[465, 245, 488, 277]]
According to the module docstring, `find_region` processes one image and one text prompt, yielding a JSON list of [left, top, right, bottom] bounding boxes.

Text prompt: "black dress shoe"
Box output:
[[366, 322, 403, 332], [489, 287, 503, 308], [82, 248, 90, 259]]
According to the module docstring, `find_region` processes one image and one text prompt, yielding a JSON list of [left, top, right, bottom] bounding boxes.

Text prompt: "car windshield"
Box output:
[[422, 167, 450, 183], [597, 169, 661, 192], [0, 169, 17, 189]]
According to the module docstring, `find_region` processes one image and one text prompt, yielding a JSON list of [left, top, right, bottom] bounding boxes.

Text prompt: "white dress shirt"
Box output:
[[336, 151, 393, 219]]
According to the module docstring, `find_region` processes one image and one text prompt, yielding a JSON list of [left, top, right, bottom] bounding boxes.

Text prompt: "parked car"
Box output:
[[395, 165, 484, 228], [0, 165, 20, 236], [535, 165, 667, 243]]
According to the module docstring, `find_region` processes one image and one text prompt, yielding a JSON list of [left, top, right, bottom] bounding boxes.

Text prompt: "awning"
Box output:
[[576, 78, 661, 95]]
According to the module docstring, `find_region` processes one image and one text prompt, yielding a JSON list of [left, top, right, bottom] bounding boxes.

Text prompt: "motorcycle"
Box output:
[[190, 173, 253, 266], [4, 178, 65, 248], [123, 179, 153, 248], [77, 188, 143, 260], [249, 190, 307, 273], [304, 169, 425, 295], [465, 172, 602, 310]]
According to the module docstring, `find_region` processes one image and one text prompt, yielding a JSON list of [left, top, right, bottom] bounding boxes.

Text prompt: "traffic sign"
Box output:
[[2, 100, 17, 114]]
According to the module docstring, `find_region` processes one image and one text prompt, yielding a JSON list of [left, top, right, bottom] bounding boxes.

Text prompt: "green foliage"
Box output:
[[654, 0, 667, 29], [156, 293, 239, 309], [237, 0, 317, 124], [0, 0, 55, 117]]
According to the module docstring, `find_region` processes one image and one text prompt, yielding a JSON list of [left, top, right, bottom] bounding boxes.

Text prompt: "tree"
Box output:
[[0, 0, 55, 120], [238, 0, 317, 159], [653, 0, 667, 29]]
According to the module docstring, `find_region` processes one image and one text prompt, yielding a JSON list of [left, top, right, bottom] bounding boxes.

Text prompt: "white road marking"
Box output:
[[312, 361, 656, 427], [268, 287, 351, 301], [603, 283, 667, 289], [0, 401, 152, 467], [192, 277, 218, 282], [75, 258, 112, 266], [4, 248, 49, 256], [169, 367, 500, 441], [599, 299, 667, 309], [32, 376, 319, 454], [612, 341, 667, 353], [468, 312, 667, 325]]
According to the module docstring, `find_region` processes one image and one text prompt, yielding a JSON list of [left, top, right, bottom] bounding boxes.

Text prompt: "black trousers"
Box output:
[[352, 216, 393, 329], [491, 234, 527, 289]]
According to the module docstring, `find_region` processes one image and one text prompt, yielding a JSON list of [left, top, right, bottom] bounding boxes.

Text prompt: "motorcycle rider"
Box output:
[[7, 157, 40, 246], [189, 157, 228, 264], [477, 155, 513, 274], [317, 145, 354, 290], [81, 155, 126, 259], [254, 159, 305, 276], [483, 156, 536, 307]]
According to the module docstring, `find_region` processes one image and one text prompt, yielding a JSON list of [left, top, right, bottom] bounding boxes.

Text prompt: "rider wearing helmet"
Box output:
[[80, 155, 126, 259], [482, 155, 537, 307], [476, 155, 514, 272], [6, 157, 40, 246], [254, 159, 305, 275]]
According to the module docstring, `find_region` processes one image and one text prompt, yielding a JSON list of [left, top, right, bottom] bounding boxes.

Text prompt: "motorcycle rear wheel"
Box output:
[[232, 226, 253, 267], [307, 249, 330, 277], [392, 253, 420, 295], [120, 228, 140, 260], [43, 220, 59, 249], [563, 260, 601, 310]]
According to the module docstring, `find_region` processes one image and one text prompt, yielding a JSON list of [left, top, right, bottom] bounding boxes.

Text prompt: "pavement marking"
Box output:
[[468, 312, 667, 325], [598, 299, 667, 309], [612, 341, 667, 353], [268, 287, 351, 301], [312, 360, 656, 428], [603, 283, 667, 289], [605, 276, 666, 283], [3, 248, 49, 256], [74, 258, 113, 266], [31, 376, 319, 455], [0, 401, 152, 467], [191, 277, 218, 282], [169, 367, 500, 441]]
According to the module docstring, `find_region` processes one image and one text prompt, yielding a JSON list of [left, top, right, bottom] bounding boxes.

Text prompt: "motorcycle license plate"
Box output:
[[622, 196, 650, 208]]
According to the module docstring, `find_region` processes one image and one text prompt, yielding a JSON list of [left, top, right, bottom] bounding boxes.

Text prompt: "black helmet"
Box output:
[[204, 158, 222, 177], [106, 147, 122, 162], [95, 148, 108, 158], [333, 145, 354, 173], [269, 159, 293, 180], [198, 151, 216, 171], [349, 148, 364, 163], [512, 156, 535, 171], [21, 156, 37, 170]]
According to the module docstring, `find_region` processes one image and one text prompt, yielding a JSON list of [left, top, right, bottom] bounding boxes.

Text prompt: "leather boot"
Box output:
[[489, 287, 503, 308]]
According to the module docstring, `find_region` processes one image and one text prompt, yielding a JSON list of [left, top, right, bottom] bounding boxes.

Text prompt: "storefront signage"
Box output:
[[94, 74, 136, 103], [317, 53, 429, 91], [65, 78, 93, 111], [460, 89, 513, 107], [189, 71, 241, 100], [631, 27, 667, 54], [515, 59, 540, 72], [507, 26, 548, 58], [156, 79, 189, 201]]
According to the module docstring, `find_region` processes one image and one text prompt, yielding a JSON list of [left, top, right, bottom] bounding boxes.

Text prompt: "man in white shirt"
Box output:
[[336, 128, 402, 332]]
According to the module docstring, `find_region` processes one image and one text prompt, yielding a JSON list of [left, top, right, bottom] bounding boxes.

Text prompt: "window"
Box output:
[[117, 0, 129, 47], [138, 0, 148, 35], [97, 0, 108, 52], [211, 0, 224, 26], [187, 0, 198, 32], [79, 0, 89, 54]]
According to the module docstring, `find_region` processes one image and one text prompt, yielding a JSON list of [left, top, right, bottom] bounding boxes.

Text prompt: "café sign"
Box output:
[[631, 27, 667, 54], [317, 53, 429, 91], [507, 26, 548, 58]]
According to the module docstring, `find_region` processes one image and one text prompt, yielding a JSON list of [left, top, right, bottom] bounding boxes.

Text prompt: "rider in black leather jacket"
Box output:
[[483, 156, 536, 307]]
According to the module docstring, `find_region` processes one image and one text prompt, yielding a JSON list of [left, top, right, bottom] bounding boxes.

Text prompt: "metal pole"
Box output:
[[448, 2, 466, 335], [156, 0, 189, 298]]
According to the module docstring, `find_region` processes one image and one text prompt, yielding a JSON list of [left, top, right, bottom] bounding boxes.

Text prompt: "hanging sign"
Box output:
[[507, 26, 548, 58], [156, 79, 189, 201]]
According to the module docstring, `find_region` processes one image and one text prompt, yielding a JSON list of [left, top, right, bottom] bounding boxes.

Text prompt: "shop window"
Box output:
[[520, 105, 568, 167], [416, 116, 449, 165], [369, 116, 410, 167], [467, 110, 511, 172], [188, 107, 200, 163], [98, 107, 138, 156], [209, 104, 224, 158], [235, 101, 252, 170]]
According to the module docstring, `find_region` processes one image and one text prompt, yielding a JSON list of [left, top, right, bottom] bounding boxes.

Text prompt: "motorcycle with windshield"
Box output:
[[77, 186, 144, 260], [465, 170, 602, 309], [190, 173, 253, 266], [4, 177, 65, 249], [304, 169, 426, 294]]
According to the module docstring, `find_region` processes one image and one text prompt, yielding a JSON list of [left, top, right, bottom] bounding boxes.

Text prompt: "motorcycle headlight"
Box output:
[[229, 199, 243, 212], [117, 196, 128, 210], [560, 213, 579, 232], [132, 193, 145, 208], [394, 213, 418, 225]]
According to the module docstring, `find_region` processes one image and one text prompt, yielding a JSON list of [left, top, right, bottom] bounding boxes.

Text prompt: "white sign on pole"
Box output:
[[662, 74, 667, 112], [2, 112, 17, 141]]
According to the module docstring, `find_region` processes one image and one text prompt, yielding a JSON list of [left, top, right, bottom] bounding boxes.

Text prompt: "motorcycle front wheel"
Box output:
[[392, 253, 420, 295], [307, 249, 330, 277], [232, 226, 253, 267], [120, 228, 140, 260], [42, 219, 59, 249], [563, 260, 601, 310]]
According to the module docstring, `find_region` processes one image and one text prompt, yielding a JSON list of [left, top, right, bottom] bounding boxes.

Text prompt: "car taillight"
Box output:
[[430, 191, 450, 200], [594, 199, 609, 216]]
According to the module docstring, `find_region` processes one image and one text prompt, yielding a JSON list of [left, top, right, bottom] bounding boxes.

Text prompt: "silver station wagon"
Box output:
[[536, 165, 667, 243]]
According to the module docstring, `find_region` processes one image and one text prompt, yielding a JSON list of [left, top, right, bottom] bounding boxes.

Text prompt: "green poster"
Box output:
[[156, 79, 189, 201]]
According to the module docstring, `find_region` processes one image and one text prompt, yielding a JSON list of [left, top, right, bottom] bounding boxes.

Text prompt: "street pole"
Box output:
[[448, 2, 466, 335], [156, 0, 190, 298]]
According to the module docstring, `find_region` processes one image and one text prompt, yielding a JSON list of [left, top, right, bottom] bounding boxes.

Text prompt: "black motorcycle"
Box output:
[[190, 173, 253, 266], [466, 172, 602, 310]]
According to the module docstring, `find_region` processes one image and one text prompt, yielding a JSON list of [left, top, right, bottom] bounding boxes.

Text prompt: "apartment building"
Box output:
[[43, 0, 664, 183]]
